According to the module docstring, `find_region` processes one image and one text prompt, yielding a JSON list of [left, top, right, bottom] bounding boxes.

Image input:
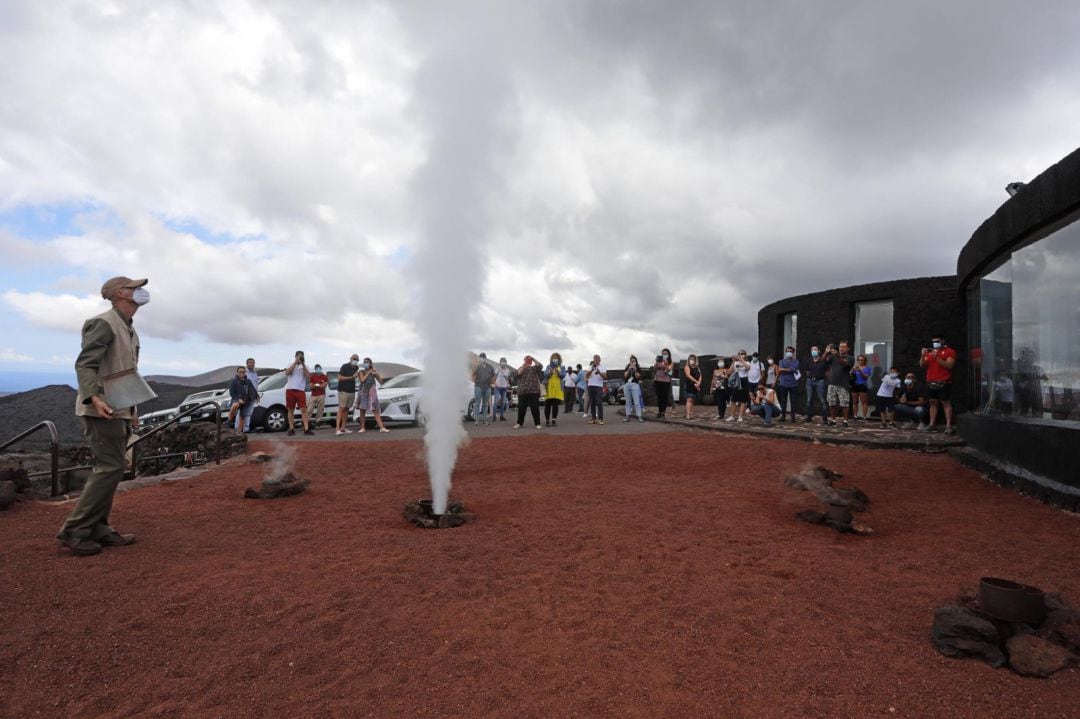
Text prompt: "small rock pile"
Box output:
[[932, 587, 1079, 677], [403, 500, 471, 529], [244, 471, 309, 499], [785, 465, 875, 535]]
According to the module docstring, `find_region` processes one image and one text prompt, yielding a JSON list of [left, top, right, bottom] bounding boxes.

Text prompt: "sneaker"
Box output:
[[304, 429, 315, 436], [500, 416, 507, 421], [335, 430, 344, 436], [737, 417, 743, 423], [778, 417, 786, 423], [287, 429, 296, 436], [598, 420, 604, 425], [513, 424, 521, 429], [916, 424, 930, 432], [638, 417, 644, 423], [342, 428, 353, 434], [588, 419, 595, 424], [535, 424, 543, 430], [944, 426, 956, 435], [725, 416, 735, 422], [582, 413, 588, 419], [764, 421, 772, 427], [97, 531, 136, 547], [841, 421, 848, 428], [623, 417, 630, 422], [58, 535, 103, 556], [551, 419, 557, 426], [379, 428, 390, 433]]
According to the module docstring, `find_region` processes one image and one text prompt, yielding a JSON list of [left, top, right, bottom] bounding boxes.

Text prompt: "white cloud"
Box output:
[[3, 1, 1080, 373], [0, 347, 35, 362]]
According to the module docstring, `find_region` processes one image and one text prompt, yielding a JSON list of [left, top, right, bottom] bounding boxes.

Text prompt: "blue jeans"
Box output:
[[776, 384, 797, 419], [805, 379, 827, 421], [238, 403, 255, 431], [493, 387, 509, 418], [624, 382, 643, 418], [894, 403, 928, 424], [473, 386, 491, 420], [751, 402, 781, 424]]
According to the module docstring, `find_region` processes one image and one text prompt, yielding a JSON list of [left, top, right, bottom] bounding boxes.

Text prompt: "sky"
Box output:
[[2, 1, 1079, 391]]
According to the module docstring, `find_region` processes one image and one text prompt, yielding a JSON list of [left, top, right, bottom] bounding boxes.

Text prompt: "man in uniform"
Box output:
[[57, 276, 151, 556]]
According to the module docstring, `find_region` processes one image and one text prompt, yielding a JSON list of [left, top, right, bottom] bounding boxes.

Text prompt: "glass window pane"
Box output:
[[855, 301, 893, 386], [782, 313, 797, 350]]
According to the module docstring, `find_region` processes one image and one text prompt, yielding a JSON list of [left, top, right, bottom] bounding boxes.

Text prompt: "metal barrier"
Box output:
[[4, 401, 224, 497]]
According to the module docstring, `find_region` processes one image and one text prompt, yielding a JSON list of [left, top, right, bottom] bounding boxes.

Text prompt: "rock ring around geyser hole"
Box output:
[[403, 499, 472, 529]]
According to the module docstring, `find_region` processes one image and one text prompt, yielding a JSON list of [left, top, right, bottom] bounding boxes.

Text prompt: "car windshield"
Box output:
[[381, 373, 421, 389]]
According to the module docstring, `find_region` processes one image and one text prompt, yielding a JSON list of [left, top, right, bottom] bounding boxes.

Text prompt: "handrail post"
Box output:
[[215, 411, 222, 464], [51, 434, 59, 497]]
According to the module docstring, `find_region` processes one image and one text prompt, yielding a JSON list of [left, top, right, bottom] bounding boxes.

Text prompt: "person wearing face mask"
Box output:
[[58, 276, 155, 556], [493, 358, 513, 422], [336, 354, 360, 435], [229, 366, 259, 432], [623, 355, 645, 422], [727, 351, 751, 422], [765, 355, 778, 389], [919, 334, 958, 434], [776, 346, 800, 423], [803, 345, 828, 425], [306, 363, 329, 430], [514, 355, 544, 429], [542, 353, 566, 426], [875, 366, 902, 427], [710, 357, 730, 421], [745, 351, 765, 402], [284, 350, 313, 436], [652, 349, 673, 419], [851, 355, 872, 421], [586, 354, 608, 424], [356, 358, 389, 432], [894, 372, 929, 428], [683, 354, 702, 420]]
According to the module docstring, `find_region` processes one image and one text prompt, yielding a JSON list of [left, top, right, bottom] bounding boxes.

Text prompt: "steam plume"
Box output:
[[411, 30, 512, 514]]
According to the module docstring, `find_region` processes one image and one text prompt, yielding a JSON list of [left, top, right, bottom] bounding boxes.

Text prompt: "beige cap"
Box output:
[[101, 276, 148, 300]]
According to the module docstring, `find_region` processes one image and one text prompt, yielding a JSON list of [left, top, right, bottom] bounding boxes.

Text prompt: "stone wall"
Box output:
[[757, 276, 966, 413]]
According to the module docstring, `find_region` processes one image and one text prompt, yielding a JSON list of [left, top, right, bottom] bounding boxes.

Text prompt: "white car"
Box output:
[[352, 371, 475, 427]]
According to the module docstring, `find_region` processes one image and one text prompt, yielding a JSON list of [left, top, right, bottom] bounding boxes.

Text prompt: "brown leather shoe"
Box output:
[[59, 535, 103, 556], [98, 532, 136, 547]]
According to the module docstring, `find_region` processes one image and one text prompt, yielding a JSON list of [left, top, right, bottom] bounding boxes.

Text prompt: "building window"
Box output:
[[782, 313, 797, 352], [855, 301, 893, 386], [971, 217, 1080, 420]]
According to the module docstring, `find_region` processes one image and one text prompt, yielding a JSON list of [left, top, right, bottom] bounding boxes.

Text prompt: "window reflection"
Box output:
[[855, 301, 893, 388], [973, 217, 1080, 421]]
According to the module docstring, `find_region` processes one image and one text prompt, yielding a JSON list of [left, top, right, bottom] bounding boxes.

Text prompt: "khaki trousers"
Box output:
[[305, 395, 327, 425], [58, 416, 130, 540]]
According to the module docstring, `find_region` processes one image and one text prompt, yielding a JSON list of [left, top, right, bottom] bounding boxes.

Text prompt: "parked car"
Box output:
[[177, 387, 230, 422], [359, 371, 475, 427], [252, 370, 342, 432]]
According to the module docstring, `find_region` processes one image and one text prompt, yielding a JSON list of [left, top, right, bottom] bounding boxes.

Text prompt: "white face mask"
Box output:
[[932, 342, 942, 349], [132, 287, 150, 305], [351, 359, 359, 366], [689, 359, 697, 366], [904, 378, 913, 385], [784, 352, 793, 359], [889, 373, 898, 379], [767, 359, 774, 365]]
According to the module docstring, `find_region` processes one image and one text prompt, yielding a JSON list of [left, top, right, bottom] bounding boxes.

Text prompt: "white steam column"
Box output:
[[410, 34, 511, 515]]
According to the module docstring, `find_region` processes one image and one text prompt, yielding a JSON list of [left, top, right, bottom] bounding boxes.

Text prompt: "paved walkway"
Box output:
[[640, 407, 965, 450]]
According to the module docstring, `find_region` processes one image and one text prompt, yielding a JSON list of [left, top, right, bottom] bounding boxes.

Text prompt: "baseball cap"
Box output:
[[101, 276, 148, 300]]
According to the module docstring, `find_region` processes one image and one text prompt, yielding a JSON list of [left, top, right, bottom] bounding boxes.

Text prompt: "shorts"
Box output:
[[876, 395, 896, 413], [337, 391, 355, 410], [927, 382, 952, 401], [286, 389, 306, 411], [826, 385, 850, 407], [851, 383, 868, 394], [684, 389, 699, 401], [731, 386, 750, 403]]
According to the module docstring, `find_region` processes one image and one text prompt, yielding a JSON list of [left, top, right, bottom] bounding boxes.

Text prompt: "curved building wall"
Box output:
[[958, 146, 1080, 494]]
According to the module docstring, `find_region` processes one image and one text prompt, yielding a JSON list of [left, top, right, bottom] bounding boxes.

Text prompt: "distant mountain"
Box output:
[[144, 366, 280, 387]]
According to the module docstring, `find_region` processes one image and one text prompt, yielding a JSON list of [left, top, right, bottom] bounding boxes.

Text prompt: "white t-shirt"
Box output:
[[877, 375, 902, 398], [734, 360, 750, 378], [286, 364, 307, 391], [563, 371, 576, 388], [494, 366, 512, 389], [587, 365, 606, 387], [747, 360, 763, 383]]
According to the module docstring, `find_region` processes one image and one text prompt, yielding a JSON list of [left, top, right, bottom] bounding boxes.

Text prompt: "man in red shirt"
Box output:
[[306, 363, 329, 430], [919, 333, 958, 434]]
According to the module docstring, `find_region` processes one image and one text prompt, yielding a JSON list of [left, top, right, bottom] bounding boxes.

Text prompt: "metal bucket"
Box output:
[[978, 577, 1047, 625]]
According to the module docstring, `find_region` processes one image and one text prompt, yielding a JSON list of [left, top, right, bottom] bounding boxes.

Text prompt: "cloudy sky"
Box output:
[[2, 1, 1078, 390]]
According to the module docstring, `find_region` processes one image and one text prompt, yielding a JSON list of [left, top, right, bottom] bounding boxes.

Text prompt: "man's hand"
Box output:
[[131, 412, 140, 429], [91, 395, 115, 419]]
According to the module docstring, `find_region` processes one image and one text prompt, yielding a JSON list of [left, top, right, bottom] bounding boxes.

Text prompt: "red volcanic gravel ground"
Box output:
[[2, 432, 1078, 718]]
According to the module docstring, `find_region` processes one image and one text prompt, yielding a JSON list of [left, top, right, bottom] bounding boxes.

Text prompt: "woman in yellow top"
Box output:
[[543, 353, 566, 426]]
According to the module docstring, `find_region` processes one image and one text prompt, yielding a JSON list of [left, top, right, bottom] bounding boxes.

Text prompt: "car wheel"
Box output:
[[263, 405, 289, 432], [465, 399, 475, 421], [414, 407, 426, 427]]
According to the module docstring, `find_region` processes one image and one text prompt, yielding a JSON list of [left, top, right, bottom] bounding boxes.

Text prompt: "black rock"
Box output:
[[0, 480, 16, 510], [931, 605, 1007, 667], [1006, 633, 1075, 677]]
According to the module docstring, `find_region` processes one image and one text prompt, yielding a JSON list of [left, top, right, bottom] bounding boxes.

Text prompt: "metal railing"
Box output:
[[0, 420, 60, 496], [5, 401, 224, 497]]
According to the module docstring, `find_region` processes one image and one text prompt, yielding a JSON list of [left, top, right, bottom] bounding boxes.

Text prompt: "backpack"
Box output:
[[727, 372, 742, 390]]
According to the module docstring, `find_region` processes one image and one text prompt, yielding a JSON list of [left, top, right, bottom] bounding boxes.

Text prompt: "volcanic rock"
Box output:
[[1005, 633, 1075, 677], [403, 500, 471, 528], [931, 605, 1006, 667], [244, 472, 309, 499], [0, 480, 16, 511], [1037, 609, 1080, 654]]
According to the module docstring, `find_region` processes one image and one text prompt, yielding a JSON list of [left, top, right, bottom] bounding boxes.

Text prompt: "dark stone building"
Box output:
[[757, 276, 966, 414], [757, 146, 1080, 508]]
